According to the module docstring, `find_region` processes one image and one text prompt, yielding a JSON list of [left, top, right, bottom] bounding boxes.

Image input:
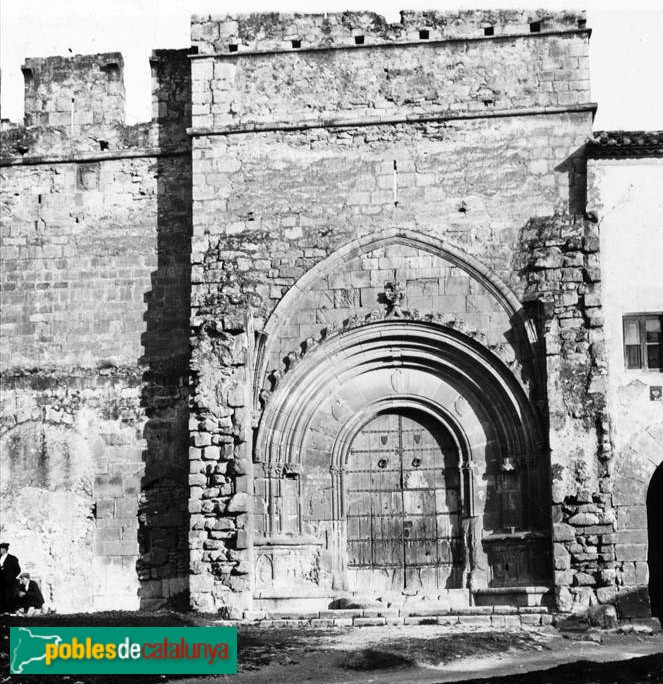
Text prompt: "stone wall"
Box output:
[[1, 155, 157, 366], [190, 36, 589, 132], [587, 155, 663, 618], [191, 111, 591, 325], [3, 10, 652, 619], [22, 53, 125, 131], [517, 213, 614, 614], [0, 49, 193, 611], [189, 11, 590, 135], [0, 372, 144, 611], [264, 243, 514, 375], [187, 10, 597, 614]]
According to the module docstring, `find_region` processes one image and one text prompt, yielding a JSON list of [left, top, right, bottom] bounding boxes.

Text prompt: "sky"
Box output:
[[1, 0, 662, 130]]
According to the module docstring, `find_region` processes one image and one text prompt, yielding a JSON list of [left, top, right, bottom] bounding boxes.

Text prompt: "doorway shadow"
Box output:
[[647, 462, 663, 622]]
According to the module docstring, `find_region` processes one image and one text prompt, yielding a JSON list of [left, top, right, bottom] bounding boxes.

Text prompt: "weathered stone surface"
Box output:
[[4, 9, 654, 620], [226, 493, 250, 513], [183, 11, 599, 614], [596, 586, 617, 604], [589, 604, 618, 628], [569, 512, 600, 526], [574, 572, 597, 586], [553, 523, 577, 542]]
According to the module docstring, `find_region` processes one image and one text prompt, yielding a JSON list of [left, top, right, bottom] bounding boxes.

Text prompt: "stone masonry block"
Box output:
[[354, 617, 386, 627], [616, 544, 648, 562], [553, 523, 576, 542]]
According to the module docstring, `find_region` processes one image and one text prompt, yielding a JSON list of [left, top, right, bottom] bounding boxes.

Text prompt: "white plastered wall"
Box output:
[[588, 157, 663, 611]]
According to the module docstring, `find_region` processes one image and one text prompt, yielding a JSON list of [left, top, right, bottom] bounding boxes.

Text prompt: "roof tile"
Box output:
[[588, 130, 663, 157]]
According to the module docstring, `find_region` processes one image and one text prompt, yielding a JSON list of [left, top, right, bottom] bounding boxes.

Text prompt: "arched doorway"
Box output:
[[345, 410, 463, 594], [647, 462, 663, 621], [253, 319, 548, 607]]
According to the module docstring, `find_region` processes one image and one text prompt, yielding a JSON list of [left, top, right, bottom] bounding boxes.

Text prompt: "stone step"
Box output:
[[473, 585, 554, 608], [253, 595, 332, 613], [243, 604, 552, 623], [245, 610, 555, 628], [244, 606, 550, 620]]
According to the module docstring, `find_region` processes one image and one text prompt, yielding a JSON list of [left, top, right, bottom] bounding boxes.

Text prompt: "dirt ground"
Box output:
[[1, 611, 662, 684]]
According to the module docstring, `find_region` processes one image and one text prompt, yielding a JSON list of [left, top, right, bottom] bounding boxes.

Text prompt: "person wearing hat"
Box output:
[[0, 542, 21, 613], [15, 572, 45, 615]]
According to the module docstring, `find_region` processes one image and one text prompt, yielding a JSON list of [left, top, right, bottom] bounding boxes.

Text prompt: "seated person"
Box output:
[[14, 573, 45, 615]]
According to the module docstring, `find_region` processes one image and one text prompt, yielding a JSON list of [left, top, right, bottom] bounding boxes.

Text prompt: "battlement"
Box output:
[[191, 10, 587, 54], [189, 9, 592, 134], [1, 50, 192, 159], [22, 53, 126, 128]]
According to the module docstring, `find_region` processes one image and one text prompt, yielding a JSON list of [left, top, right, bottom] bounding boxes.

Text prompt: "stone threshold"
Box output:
[[217, 610, 661, 632], [233, 605, 553, 628]]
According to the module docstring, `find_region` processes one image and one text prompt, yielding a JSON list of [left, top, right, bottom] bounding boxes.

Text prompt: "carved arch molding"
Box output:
[[252, 320, 552, 598]]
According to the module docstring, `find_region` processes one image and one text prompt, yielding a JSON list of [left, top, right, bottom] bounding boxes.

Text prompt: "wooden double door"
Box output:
[[345, 412, 464, 592]]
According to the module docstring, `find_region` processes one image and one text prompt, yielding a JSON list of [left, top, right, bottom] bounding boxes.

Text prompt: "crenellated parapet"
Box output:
[[188, 10, 593, 134], [191, 10, 586, 54], [22, 53, 126, 129], [1, 49, 192, 160]]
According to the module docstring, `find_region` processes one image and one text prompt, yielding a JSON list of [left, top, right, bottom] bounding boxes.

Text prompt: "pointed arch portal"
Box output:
[[252, 319, 551, 603]]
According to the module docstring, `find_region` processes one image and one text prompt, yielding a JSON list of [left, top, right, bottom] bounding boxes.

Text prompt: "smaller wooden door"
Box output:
[[345, 412, 463, 592]]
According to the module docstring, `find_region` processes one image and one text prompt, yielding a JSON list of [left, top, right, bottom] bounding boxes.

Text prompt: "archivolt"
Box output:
[[254, 227, 537, 406], [254, 319, 544, 473]]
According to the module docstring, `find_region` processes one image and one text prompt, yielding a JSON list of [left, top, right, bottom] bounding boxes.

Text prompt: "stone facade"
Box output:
[[0, 10, 660, 621], [1, 50, 192, 611]]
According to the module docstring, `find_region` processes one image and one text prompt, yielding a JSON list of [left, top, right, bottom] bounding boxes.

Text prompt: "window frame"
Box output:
[[623, 313, 663, 372]]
